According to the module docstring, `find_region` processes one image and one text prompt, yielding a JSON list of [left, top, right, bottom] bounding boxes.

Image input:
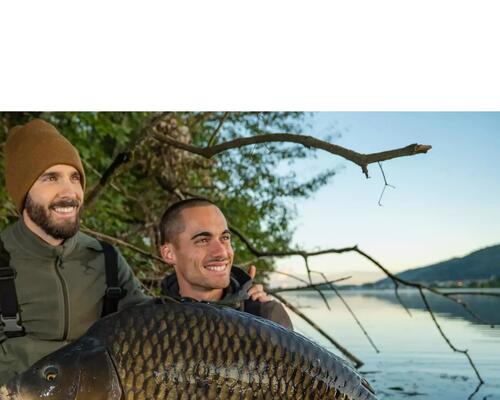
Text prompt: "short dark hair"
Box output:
[[159, 198, 215, 245]]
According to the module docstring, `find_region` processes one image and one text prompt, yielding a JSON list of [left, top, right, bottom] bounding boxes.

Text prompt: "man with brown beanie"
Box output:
[[0, 119, 150, 385]]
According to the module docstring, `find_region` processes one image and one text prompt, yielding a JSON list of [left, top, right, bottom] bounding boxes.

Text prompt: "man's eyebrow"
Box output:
[[191, 231, 212, 240], [39, 171, 60, 179], [222, 229, 231, 235]]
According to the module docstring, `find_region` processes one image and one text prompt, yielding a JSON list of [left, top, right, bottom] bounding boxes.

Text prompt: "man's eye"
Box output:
[[197, 238, 209, 244], [71, 174, 81, 181], [222, 235, 231, 241]]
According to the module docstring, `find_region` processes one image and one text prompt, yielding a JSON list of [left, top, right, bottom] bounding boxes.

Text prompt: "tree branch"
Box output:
[[230, 226, 490, 383], [377, 162, 395, 206], [269, 276, 351, 293], [153, 131, 431, 177], [80, 225, 166, 264], [311, 270, 380, 354], [85, 112, 170, 208], [418, 287, 484, 384], [271, 292, 364, 369], [207, 112, 229, 147]]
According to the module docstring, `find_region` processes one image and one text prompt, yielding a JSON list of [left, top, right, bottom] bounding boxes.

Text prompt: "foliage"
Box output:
[[0, 112, 337, 286]]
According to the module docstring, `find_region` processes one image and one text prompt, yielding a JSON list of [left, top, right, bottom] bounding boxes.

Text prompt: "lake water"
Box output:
[[283, 289, 500, 400]]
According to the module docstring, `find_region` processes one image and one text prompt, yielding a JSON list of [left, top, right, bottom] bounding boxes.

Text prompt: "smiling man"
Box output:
[[159, 198, 293, 329], [23, 164, 83, 244], [0, 119, 149, 385]]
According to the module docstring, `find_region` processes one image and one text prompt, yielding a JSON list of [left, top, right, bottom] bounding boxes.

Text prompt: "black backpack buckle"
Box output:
[[0, 267, 16, 281], [105, 287, 126, 299], [1, 313, 25, 337]]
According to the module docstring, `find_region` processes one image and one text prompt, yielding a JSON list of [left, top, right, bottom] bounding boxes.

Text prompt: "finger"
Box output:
[[247, 284, 264, 297], [251, 292, 271, 303], [247, 265, 256, 279]]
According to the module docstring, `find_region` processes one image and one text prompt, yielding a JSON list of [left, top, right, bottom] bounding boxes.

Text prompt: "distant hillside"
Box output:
[[371, 244, 500, 287]]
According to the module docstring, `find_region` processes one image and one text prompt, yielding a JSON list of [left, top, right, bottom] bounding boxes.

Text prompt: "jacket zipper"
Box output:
[[55, 256, 69, 340]]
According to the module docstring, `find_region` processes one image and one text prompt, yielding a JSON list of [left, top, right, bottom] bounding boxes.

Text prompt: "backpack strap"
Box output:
[[99, 240, 127, 317], [0, 238, 25, 337]]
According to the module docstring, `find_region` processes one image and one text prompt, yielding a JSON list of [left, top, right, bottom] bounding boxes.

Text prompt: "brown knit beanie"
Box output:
[[5, 119, 86, 212]]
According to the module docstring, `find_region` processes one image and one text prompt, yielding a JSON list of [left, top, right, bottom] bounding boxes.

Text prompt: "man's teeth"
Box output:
[[53, 206, 76, 213], [204, 265, 226, 271]]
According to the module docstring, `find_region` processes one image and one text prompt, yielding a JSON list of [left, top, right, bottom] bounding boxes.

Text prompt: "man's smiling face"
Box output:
[[23, 164, 84, 241], [163, 204, 234, 299]]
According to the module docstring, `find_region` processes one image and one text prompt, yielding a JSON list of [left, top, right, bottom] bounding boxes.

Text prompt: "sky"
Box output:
[[274, 112, 500, 285]]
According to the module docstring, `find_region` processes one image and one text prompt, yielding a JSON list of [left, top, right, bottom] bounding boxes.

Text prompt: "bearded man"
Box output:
[[0, 119, 150, 384]]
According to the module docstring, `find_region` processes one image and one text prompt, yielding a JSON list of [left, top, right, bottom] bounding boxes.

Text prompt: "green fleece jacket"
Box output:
[[0, 218, 150, 384]]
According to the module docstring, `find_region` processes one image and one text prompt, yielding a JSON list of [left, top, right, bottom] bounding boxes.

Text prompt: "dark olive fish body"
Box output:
[[1, 302, 377, 400]]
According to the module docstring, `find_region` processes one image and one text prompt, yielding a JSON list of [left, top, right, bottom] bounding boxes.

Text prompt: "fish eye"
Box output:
[[43, 366, 59, 382]]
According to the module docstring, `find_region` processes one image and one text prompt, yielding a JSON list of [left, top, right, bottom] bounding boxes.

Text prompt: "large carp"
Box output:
[[0, 301, 377, 399]]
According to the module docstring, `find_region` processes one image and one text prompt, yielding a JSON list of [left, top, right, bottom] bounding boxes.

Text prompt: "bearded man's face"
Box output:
[[24, 164, 84, 240]]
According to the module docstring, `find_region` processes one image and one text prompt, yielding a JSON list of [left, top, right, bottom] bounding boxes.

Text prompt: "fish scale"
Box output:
[[0, 301, 378, 400]]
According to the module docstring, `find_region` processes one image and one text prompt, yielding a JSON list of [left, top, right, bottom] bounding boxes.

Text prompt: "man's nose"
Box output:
[[210, 240, 228, 259], [57, 178, 79, 198]]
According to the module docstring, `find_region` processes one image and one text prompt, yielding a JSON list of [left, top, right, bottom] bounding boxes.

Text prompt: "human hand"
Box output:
[[247, 265, 271, 303]]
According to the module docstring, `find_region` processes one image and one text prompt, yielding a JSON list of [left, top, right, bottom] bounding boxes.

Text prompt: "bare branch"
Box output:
[[85, 112, 170, 208], [311, 270, 380, 354], [377, 162, 396, 206], [231, 227, 491, 382], [271, 292, 364, 369], [80, 225, 166, 264], [418, 287, 484, 383], [142, 177, 491, 383], [394, 283, 413, 317], [269, 276, 351, 294], [207, 112, 229, 147], [467, 382, 484, 400], [153, 131, 432, 177], [353, 247, 491, 326]]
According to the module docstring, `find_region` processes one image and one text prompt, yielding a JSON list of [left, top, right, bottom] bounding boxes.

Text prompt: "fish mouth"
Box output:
[[0, 383, 20, 400]]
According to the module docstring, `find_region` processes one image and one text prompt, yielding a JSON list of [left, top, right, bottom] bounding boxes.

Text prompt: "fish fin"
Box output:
[[76, 347, 123, 400], [361, 377, 377, 395]]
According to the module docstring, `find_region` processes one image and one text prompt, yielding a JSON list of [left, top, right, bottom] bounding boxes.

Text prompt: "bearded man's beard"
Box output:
[[24, 195, 82, 240]]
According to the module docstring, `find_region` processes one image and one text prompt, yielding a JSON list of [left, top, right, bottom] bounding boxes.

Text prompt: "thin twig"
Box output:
[[230, 227, 492, 382], [232, 226, 491, 325], [303, 255, 313, 285], [207, 112, 229, 147], [310, 271, 380, 354], [467, 381, 484, 400], [394, 282, 413, 316], [85, 112, 169, 208], [418, 287, 484, 383], [80, 225, 166, 264], [271, 292, 364, 369], [269, 276, 351, 294], [353, 247, 491, 326], [377, 162, 395, 206]]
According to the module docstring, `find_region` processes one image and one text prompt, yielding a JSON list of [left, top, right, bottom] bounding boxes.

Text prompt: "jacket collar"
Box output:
[[12, 217, 79, 259], [161, 265, 253, 303]]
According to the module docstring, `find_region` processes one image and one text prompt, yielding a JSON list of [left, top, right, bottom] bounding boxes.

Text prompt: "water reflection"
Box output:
[[284, 289, 500, 399], [355, 289, 500, 326]]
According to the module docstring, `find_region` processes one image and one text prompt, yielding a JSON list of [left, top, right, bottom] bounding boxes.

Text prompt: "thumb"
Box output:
[[247, 265, 256, 279]]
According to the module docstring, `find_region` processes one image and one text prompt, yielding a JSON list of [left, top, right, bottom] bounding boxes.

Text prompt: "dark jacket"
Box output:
[[161, 266, 293, 330], [0, 218, 150, 384]]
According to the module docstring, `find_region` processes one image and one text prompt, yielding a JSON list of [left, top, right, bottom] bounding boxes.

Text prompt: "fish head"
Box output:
[[0, 339, 122, 400]]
